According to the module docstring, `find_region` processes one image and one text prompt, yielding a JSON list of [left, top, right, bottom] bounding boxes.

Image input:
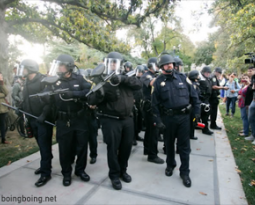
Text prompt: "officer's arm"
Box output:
[[212, 79, 224, 90], [87, 90, 104, 105], [151, 81, 161, 119], [187, 82, 200, 115], [121, 76, 142, 90], [141, 74, 153, 88], [72, 77, 92, 100]]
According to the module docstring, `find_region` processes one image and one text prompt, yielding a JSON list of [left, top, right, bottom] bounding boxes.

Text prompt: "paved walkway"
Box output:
[[0, 112, 247, 205]]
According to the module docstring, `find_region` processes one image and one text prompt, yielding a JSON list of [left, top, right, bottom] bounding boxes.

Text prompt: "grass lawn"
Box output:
[[219, 103, 255, 205], [0, 129, 56, 168]]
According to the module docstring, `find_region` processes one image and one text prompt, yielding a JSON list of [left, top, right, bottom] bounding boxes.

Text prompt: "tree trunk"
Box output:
[[0, 4, 11, 85], [0, 4, 13, 106]]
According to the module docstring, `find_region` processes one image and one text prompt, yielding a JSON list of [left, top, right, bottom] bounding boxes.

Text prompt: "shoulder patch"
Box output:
[[193, 84, 196, 89], [213, 77, 216, 82], [160, 81, 166, 87], [146, 75, 153, 80], [186, 77, 192, 85]]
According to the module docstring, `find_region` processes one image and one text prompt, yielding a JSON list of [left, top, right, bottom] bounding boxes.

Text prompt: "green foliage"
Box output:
[[219, 104, 255, 205], [193, 34, 216, 66], [42, 40, 146, 72], [127, 6, 195, 70], [4, 0, 175, 54], [206, 0, 255, 73]]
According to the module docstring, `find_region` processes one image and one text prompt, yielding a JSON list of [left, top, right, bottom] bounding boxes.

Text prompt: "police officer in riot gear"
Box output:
[[174, 57, 184, 73], [78, 69, 98, 164], [199, 67, 214, 135], [123, 61, 133, 75], [188, 70, 201, 140], [88, 52, 142, 190], [133, 65, 145, 144], [140, 57, 164, 164], [48, 54, 91, 186], [210, 67, 228, 130], [17, 59, 53, 187], [152, 54, 200, 188]]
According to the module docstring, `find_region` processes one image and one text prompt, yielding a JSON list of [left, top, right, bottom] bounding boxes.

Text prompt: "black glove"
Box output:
[[96, 87, 104, 97], [61, 91, 73, 99], [110, 75, 121, 85], [154, 120, 166, 131], [195, 114, 200, 121], [37, 113, 46, 123]]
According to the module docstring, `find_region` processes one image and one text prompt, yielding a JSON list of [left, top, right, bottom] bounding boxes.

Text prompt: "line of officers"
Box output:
[[16, 51, 224, 190]]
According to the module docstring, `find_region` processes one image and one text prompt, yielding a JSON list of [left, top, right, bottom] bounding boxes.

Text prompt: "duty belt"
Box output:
[[57, 109, 84, 120], [162, 104, 192, 116]]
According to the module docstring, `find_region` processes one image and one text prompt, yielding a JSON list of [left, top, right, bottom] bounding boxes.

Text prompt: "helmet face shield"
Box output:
[[104, 58, 122, 75], [149, 63, 157, 72], [17, 65, 30, 78], [16, 65, 25, 77], [49, 60, 69, 77]]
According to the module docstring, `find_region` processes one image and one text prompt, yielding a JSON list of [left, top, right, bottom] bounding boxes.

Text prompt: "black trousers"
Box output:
[[56, 117, 89, 177], [100, 116, 133, 180], [143, 110, 159, 158], [201, 104, 210, 131], [86, 115, 98, 158], [0, 113, 6, 143], [29, 118, 53, 177], [162, 114, 191, 176], [210, 98, 219, 127], [133, 106, 143, 140]]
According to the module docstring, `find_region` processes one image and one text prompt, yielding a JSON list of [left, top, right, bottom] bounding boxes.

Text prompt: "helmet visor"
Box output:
[[16, 65, 25, 77], [149, 63, 157, 72], [104, 58, 122, 75], [49, 60, 69, 77]]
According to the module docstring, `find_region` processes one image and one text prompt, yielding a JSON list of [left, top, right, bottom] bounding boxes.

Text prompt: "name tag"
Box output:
[[179, 83, 183, 85], [74, 85, 79, 87]]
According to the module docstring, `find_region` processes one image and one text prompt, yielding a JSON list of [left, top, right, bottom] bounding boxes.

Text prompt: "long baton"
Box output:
[[1, 103, 55, 126]]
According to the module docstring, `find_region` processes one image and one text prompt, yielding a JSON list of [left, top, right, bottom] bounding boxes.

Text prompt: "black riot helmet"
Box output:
[[147, 57, 158, 72], [124, 61, 133, 72], [174, 57, 183, 67], [135, 65, 145, 77], [104, 52, 123, 75], [49, 54, 76, 79], [188, 70, 200, 81], [157, 54, 175, 74], [142, 64, 149, 71], [214, 67, 222, 74], [201, 66, 212, 74], [17, 59, 39, 78]]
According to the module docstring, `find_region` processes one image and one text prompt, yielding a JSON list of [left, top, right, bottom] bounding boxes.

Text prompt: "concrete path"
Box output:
[[0, 112, 247, 205]]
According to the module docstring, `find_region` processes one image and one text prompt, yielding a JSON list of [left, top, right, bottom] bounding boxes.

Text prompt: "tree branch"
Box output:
[[2, 0, 16, 7]]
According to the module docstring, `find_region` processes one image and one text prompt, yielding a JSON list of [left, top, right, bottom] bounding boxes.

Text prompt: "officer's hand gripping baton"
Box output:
[[1, 103, 55, 126]]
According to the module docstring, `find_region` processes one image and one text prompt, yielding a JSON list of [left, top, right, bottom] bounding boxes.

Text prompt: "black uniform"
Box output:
[[210, 74, 220, 128], [140, 71, 159, 158], [52, 73, 91, 177], [133, 77, 143, 142], [22, 73, 53, 177], [199, 75, 212, 132], [190, 81, 201, 139], [84, 104, 98, 160], [152, 72, 200, 176], [88, 75, 142, 180]]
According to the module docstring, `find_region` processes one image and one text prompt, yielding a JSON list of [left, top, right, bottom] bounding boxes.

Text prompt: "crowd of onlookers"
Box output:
[[219, 66, 255, 144]]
